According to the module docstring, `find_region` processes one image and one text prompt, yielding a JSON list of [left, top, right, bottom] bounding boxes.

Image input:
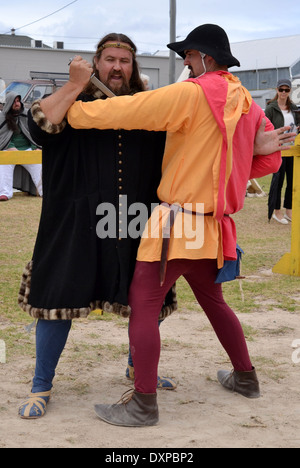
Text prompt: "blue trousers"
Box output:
[[32, 320, 72, 393]]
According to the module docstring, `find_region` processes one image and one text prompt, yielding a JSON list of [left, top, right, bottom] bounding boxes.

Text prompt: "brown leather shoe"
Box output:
[[217, 367, 260, 399], [94, 390, 159, 427]]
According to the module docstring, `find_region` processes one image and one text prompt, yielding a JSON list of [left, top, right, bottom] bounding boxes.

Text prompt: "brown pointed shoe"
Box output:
[[94, 390, 159, 427], [217, 367, 260, 399]]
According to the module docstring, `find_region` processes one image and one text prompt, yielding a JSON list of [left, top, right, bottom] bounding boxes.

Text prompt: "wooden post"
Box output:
[[169, 0, 176, 84], [0, 150, 42, 165], [273, 136, 300, 277]]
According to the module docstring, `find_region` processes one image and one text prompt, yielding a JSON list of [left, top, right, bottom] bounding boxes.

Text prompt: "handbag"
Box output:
[[215, 244, 244, 284]]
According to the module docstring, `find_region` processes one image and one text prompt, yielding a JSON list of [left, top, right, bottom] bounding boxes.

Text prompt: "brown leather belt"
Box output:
[[160, 203, 214, 286]]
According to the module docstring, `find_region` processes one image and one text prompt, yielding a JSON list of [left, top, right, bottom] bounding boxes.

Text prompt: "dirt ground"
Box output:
[[0, 280, 299, 449]]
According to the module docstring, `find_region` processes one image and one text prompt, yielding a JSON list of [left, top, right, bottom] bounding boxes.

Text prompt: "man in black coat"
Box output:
[[18, 33, 177, 420]]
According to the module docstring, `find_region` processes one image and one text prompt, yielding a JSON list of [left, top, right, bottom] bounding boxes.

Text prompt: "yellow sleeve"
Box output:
[[67, 82, 199, 133]]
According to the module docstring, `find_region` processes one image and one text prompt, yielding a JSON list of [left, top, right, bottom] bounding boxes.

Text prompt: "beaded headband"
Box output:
[[97, 42, 136, 57]]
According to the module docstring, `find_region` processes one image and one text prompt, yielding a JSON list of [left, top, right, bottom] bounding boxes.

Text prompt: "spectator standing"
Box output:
[[265, 79, 299, 224]]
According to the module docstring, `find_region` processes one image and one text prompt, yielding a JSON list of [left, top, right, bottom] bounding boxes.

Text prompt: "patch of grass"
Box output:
[[176, 277, 198, 311], [66, 340, 128, 363], [253, 355, 286, 381], [0, 326, 35, 358], [241, 323, 259, 341], [0, 193, 42, 325]]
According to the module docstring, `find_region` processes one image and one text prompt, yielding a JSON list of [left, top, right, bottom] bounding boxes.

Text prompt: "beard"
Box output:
[[111, 82, 131, 96], [103, 71, 131, 96]]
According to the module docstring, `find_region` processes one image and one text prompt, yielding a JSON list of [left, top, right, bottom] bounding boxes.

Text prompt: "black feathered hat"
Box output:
[[167, 24, 240, 68]]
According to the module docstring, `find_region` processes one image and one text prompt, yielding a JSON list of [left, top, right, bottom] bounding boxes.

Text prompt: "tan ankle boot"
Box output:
[[217, 367, 260, 399], [94, 390, 159, 427]]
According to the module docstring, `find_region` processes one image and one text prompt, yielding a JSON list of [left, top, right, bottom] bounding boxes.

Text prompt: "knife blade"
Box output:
[[90, 74, 115, 98]]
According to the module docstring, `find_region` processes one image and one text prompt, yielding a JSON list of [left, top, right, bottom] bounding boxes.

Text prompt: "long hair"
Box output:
[[267, 92, 293, 111], [84, 33, 145, 96], [5, 108, 20, 132]]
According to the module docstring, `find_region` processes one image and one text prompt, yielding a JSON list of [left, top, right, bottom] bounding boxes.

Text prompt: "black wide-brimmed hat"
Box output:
[[167, 24, 240, 68]]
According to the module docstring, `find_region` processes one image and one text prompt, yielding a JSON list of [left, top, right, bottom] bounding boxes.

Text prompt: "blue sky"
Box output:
[[1, 0, 300, 54]]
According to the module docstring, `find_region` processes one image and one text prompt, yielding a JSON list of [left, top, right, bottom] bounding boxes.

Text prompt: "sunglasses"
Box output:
[[278, 88, 291, 93]]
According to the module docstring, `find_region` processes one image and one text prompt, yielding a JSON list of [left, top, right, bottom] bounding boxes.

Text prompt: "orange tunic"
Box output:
[[68, 72, 281, 267]]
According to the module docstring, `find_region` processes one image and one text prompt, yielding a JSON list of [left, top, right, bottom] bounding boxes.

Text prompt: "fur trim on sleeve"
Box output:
[[31, 100, 67, 135]]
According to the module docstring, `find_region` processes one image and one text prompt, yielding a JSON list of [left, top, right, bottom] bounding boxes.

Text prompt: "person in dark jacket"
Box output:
[[0, 92, 42, 201], [18, 34, 177, 420], [265, 79, 299, 224]]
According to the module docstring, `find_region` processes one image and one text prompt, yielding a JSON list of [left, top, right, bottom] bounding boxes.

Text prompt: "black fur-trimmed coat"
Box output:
[[19, 95, 177, 320]]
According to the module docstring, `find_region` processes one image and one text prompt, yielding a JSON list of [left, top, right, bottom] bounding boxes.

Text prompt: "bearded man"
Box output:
[[18, 33, 177, 420]]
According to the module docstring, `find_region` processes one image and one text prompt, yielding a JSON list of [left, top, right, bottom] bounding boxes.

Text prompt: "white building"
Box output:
[[1, 31, 300, 108], [0, 32, 184, 90], [230, 35, 300, 108]]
